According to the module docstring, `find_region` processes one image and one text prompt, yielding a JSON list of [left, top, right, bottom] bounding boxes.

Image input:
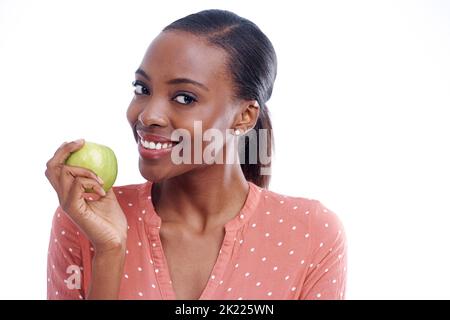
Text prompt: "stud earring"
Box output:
[[234, 129, 241, 135]]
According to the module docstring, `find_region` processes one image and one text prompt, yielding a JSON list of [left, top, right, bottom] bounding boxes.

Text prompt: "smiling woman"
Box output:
[[45, 8, 347, 300]]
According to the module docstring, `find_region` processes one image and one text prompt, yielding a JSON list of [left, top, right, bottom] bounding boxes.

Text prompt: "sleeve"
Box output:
[[299, 200, 348, 300], [47, 205, 86, 300]]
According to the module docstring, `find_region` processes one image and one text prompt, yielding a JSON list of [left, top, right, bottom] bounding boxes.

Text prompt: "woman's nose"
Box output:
[[138, 101, 169, 127]]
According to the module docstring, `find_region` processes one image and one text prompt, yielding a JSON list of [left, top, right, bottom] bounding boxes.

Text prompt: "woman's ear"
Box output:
[[233, 100, 260, 133]]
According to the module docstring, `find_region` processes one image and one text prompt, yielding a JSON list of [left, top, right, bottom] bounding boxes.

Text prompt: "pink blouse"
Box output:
[[47, 180, 347, 300]]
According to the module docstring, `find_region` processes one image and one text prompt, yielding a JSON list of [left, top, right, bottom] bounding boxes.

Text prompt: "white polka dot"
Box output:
[[265, 233, 270, 237], [273, 266, 278, 271], [250, 247, 255, 252], [239, 239, 244, 244], [235, 263, 239, 268], [338, 254, 343, 259], [76, 231, 80, 235], [319, 242, 324, 248], [126, 250, 129, 254], [267, 291, 272, 296], [291, 287, 296, 291], [277, 241, 283, 246], [55, 291, 59, 296], [240, 214, 244, 219], [118, 190, 123, 194], [280, 200, 284, 204], [325, 223, 329, 228], [251, 223, 256, 228], [61, 230, 66, 235], [245, 272, 250, 277], [152, 243, 156, 247], [79, 295, 83, 299], [285, 275, 290, 280], [278, 219, 283, 223], [309, 263, 314, 268], [219, 280, 224, 285], [293, 206, 298, 210], [289, 250, 294, 255], [238, 297, 243, 300], [151, 284, 156, 288], [138, 267, 142, 272], [227, 287, 232, 292], [323, 209, 328, 213], [291, 226, 297, 230], [142, 210, 146, 214], [150, 259, 153, 264], [57, 213, 61, 218], [90, 247, 94, 252], [147, 196, 151, 200], [155, 269, 159, 273], [305, 210, 310, 215], [332, 279, 337, 284], [128, 203, 133, 206], [138, 242, 142, 246], [211, 275, 215, 279], [138, 292, 143, 297], [69, 248, 73, 252], [262, 257, 267, 262], [256, 282, 261, 286], [127, 225, 130, 230], [300, 260, 305, 265], [304, 233, 310, 238], [47, 278, 50, 282], [88, 197, 93, 201], [138, 217, 142, 221], [124, 274, 129, 279], [316, 293, 322, 298], [325, 268, 329, 273], [266, 211, 270, 215]]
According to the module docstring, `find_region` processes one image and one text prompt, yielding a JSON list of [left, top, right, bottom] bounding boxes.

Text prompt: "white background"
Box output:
[[1, 0, 449, 299]]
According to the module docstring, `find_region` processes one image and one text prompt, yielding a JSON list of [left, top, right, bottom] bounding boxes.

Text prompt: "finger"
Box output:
[[62, 177, 105, 223], [59, 166, 104, 204], [46, 139, 85, 169]]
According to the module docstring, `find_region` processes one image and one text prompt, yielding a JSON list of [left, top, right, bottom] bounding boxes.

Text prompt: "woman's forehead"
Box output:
[[140, 31, 230, 86]]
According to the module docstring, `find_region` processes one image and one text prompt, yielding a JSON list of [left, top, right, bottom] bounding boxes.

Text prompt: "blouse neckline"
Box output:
[[138, 179, 262, 232]]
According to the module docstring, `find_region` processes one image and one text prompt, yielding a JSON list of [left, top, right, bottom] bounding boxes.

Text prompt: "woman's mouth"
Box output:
[[137, 133, 181, 160]]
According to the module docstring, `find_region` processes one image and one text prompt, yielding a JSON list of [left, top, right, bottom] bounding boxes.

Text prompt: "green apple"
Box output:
[[65, 141, 118, 192]]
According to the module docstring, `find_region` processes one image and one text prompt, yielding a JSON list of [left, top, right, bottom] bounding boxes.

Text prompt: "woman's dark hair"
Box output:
[[163, 9, 277, 189]]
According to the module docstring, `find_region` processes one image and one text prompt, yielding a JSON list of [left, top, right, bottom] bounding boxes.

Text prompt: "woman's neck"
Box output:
[[151, 163, 249, 234]]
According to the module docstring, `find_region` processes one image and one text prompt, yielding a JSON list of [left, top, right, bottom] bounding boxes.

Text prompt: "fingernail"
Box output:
[[74, 138, 84, 144], [97, 176, 104, 184], [101, 188, 106, 196]]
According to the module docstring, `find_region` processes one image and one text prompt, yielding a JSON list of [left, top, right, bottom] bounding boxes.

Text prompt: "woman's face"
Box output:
[[126, 30, 246, 182]]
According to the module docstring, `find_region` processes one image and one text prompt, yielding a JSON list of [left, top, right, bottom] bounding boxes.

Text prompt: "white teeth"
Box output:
[[141, 139, 174, 150]]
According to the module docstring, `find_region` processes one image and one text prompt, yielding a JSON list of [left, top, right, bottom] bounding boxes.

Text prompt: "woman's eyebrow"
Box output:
[[135, 68, 209, 91]]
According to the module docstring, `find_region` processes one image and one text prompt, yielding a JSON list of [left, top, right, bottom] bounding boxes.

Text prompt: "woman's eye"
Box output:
[[132, 80, 149, 95], [173, 94, 197, 105]]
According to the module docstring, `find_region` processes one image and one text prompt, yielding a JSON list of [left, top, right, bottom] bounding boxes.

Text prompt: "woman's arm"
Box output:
[[86, 245, 126, 300], [299, 201, 348, 300]]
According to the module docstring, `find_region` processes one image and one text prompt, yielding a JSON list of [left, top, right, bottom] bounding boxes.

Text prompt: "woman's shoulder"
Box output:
[[259, 186, 346, 240]]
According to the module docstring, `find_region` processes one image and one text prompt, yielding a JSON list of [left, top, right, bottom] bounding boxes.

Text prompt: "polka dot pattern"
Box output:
[[46, 181, 347, 300]]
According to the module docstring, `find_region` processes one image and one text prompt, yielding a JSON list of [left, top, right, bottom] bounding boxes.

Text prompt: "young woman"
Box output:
[[45, 9, 347, 300]]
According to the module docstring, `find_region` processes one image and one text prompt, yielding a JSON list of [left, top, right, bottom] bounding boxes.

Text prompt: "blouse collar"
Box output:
[[138, 179, 262, 232]]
